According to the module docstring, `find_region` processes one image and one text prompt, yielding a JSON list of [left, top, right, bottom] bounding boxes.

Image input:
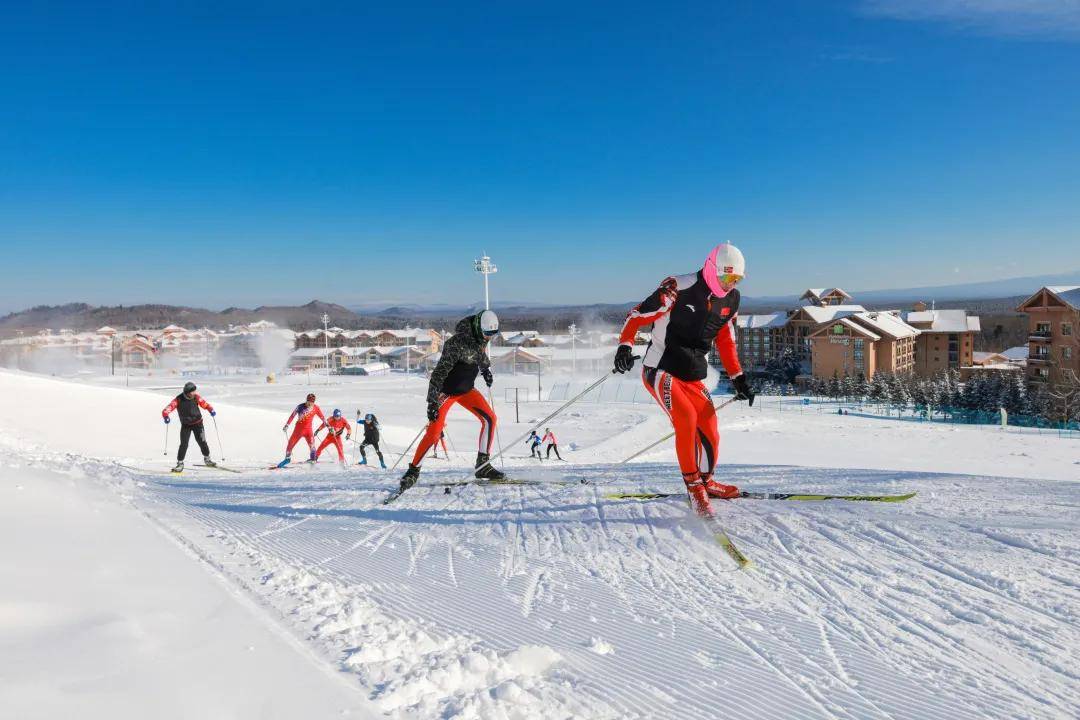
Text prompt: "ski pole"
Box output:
[[469, 367, 618, 480], [619, 396, 739, 465], [443, 429, 460, 462], [163, 422, 170, 456], [391, 423, 428, 471], [212, 415, 225, 461], [486, 386, 506, 469]]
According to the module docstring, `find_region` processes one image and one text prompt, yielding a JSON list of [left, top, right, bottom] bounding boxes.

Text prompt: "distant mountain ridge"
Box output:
[[3, 270, 1073, 336], [0, 300, 401, 335], [746, 269, 1080, 307]]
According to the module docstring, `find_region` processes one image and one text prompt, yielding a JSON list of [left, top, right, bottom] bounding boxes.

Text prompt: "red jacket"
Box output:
[[287, 402, 326, 429], [317, 416, 352, 438]]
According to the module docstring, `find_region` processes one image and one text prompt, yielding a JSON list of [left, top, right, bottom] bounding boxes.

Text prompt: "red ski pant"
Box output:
[[316, 433, 345, 462], [286, 425, 315, 457], [642, 367, 720, 481], [413, 389, 496, 466]]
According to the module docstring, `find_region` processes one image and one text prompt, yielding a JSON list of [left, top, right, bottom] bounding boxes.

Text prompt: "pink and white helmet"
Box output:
[[703, 243, 745, 297]]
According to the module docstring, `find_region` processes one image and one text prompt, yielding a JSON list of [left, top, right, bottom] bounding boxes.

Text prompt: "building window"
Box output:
[[832, 324, 844, 335], [854, 339, 864, 367], [1065, 347, 1074, 361], [1063, 323, 1073, 337], [1035, 322, 1051, 335]]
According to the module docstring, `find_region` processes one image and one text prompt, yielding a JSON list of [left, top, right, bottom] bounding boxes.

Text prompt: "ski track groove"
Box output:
[[748, 506, 1077, 718], [88, 457, 1080, 720]]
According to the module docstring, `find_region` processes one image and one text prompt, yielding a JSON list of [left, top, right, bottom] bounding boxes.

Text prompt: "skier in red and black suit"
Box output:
[[315, 409, 352, 464], [398, 311, 505, 494], [161, 381, 217, 472], [279, 393, 326, 466], [614, 243, 756, 517]]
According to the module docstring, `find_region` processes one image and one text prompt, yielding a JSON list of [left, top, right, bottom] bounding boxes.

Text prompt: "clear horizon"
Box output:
[[2, 2, 1079, 312]]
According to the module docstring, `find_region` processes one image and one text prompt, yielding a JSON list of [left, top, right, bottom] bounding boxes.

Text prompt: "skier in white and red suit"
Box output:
[[613, 243, 756, 517]]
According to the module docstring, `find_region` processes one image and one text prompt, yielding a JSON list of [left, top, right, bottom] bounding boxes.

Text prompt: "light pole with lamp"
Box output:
[[322, 313, 330, 385], [568, 322, 580, 377], [474, 254, 498, 310]]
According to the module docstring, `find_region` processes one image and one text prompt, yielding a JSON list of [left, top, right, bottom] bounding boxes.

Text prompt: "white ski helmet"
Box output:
[[477, 309, 499, 339], [703, 243, 745, 297]]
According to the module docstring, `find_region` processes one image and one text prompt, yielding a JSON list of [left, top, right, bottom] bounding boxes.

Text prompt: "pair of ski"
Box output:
[[610, 490, 917, 570], [383, 475, 587, 504], [171, 464, 242, 475], [115, 462, 241, 475]]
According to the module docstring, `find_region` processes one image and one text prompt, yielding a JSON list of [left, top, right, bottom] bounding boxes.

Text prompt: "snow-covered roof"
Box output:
[[852, 311, 919, 339], [290, 348, 333, 358], [162, 324, 186, 333], [902, 310, 979, 333], [801, 288, 853, 303], [1047, 286, 1080, 311], [812, 317, 881, 341], [1001, 346, 1029, 361], [737, 313, 788, 330], [798, 305, 866, 324], [972, 351, 1006, 365]]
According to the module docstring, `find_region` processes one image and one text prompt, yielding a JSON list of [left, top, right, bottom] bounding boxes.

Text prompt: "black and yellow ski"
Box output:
[[607, 490, 916, 503]]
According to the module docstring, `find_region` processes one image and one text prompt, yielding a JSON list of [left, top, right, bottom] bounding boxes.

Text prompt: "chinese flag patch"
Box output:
[[721, 307, 731, 316]]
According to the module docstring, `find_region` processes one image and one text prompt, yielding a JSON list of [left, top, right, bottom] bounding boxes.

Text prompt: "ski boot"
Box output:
[[171, 461, 184, 474], [203, 456, 217, 468], [359, 456, 367, 466], [277, 454, 291, 469], [683, 473, 714, 518], [701, 474, 740, 500], [399, 464, 421, 494], [474, 452, 507, 481], [379, 457, 387, 469]]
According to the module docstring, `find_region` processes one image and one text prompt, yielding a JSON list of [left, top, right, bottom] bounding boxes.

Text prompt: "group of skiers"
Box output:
[[161, 385, 386, 471], [526, 429, 562, 460], [162, 242, 757, 519]]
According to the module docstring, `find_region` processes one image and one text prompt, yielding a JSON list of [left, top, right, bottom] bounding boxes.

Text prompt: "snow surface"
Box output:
[[1, 368, 1078, 719]]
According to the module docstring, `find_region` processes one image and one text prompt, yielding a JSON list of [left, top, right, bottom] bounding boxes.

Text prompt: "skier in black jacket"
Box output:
[[161, 381, 217, 472], [614, 243, 755, 518], [398, 311, 504, 492], [358, 413, 386, 468]]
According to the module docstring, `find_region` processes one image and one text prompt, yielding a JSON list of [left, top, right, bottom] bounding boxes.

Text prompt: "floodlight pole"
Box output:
[[474, 254, 498, 310], [322, 313, 330, 385]]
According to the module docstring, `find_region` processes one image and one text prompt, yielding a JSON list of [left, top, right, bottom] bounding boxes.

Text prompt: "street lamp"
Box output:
[[322, 313, 330, 385], [405, 324, 412, 374], [568, 323, 580, 377], [474, 253, 498, 310]]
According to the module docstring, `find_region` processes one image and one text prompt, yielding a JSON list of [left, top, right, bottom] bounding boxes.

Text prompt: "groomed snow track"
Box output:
[[76, 458, 1080, 720]]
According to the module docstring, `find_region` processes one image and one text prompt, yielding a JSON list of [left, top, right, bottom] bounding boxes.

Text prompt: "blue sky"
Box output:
[[2, 1, 1079, 312]]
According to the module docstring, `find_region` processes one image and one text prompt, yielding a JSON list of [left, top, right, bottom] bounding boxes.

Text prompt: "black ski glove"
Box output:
[[613, 345, 636, 374], [427, 400, 440, 422], [481, 366, 493, 387], [731, 374, 755, 406]]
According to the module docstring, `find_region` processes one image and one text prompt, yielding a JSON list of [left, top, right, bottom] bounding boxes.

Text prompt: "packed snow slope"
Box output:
[[2, 369, 1078, 720]]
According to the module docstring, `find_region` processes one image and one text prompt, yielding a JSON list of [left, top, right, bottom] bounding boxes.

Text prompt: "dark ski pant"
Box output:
[[360, 440, 384, 463], [530, 441, 542, 459], [178, 423, 211, 462], [546, 443, 562, 460]]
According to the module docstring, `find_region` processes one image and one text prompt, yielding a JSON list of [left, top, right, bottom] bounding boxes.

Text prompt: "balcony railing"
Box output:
[[1029, 331, 1052, 341], [1028, 355, 1050, 364]]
